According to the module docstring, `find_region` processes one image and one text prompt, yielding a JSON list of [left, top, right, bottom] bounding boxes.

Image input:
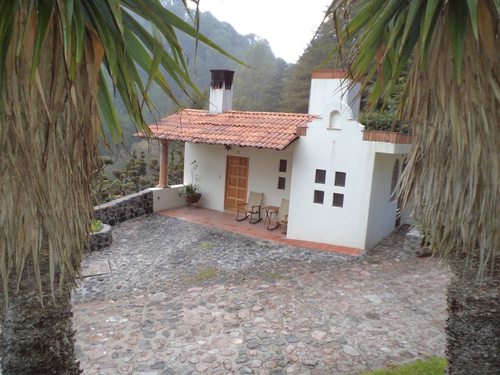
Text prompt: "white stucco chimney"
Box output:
[[209, 69, 235, 114], [308, 70, 361, 119]]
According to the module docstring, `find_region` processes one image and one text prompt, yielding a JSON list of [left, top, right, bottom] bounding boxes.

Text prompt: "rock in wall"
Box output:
[[89, 224, 112, 252], [94, 190, 153, 226]]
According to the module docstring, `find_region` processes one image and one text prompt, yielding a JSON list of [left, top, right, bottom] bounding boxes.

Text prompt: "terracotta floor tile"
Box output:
[[159, 206, 363, 257]]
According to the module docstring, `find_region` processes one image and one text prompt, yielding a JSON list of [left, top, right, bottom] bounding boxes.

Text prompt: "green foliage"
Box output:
[[233, 40, 288, 112], [197, 241, 214, 251], [359, 108, 409, 133], [329, 0, 500, 278], [90, 219, 103, 233], [327, 0, 495, 108], [359, 72, 407, 131], [359, 112, 397, 132], [185, 89, 209, 110], [362, 357, 447, 375], [277, 9, 406, 127], [263, 272, 283, 281], [114, 151, 151, 193], [0, 0, 233, 140], [179, 183, 199, 197], [1, 0, 236, 303], [100, 3, 254, 150], [280, 15, 341, 113], [259, 59, 288, 111], [94, 137, 185, 205], [167, 141, 184, 185], [194, 266, 218, 281], [92, 152, 160, 205], [149, 159, 160, 180], [91, 156, 117, 205]]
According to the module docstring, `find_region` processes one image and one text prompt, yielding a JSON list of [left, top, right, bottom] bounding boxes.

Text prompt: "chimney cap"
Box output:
[[210, 69, 235, 90]]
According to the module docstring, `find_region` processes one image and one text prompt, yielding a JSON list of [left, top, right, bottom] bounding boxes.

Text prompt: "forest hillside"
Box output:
[[95, 0, 398, 204]]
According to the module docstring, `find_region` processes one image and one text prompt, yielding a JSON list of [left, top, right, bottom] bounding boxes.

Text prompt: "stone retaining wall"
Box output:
[[89, 224, 113, 252], [94, 189, 153, 225]]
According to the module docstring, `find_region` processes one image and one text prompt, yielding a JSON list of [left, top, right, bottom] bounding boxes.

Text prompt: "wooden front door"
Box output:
[[224, 156, 249, 211]]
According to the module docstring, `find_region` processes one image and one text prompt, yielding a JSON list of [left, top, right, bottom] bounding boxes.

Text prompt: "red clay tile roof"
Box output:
[[144, 109, 317, 150]]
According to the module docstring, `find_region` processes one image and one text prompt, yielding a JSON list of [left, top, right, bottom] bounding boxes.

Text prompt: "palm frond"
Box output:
[[0, 0, 240, 301], [330, 0, 499, 277]]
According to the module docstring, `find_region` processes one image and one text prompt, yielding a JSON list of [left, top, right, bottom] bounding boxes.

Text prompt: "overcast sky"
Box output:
[[198, 0, 332, 63]]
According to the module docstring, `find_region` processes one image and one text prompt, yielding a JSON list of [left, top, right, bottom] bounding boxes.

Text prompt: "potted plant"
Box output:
[[89, 219, 113, 251], [91, 218, 104, 233], [179, 183, 201, 204]]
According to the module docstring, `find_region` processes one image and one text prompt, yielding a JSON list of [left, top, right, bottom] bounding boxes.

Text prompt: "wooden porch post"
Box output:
[[157, 139, 169, 188]]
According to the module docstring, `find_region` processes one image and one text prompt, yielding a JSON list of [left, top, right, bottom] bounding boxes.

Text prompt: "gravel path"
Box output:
[[73, 214, 450, 374]]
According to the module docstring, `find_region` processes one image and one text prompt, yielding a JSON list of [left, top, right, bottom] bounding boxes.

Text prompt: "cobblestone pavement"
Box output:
[[73, 214, 450, 374]]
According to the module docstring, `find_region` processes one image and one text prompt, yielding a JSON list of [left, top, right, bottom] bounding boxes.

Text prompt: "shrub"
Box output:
[[90, 219, 103, 233]]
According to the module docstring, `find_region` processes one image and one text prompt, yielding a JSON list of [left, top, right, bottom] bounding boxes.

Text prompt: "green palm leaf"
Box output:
[[0, 0, 240, 300], [328, 0, 499, 276]]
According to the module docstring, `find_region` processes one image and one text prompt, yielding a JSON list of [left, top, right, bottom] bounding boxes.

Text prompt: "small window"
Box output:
[[277, 177, 286, 190], [313, 190, 324, 204], [279, 159, 287, 172], [334, 172, 346, 187], [329, 110, 341, 129], [315, 169, 326, 184], [333, 193, 344, 207]]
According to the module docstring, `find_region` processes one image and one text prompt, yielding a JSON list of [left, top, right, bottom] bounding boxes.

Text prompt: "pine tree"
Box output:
[[233, 40, 288, 112], [280, 16, 340, 113]]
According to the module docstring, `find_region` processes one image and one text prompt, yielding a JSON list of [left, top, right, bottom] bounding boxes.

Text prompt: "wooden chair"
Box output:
[[267, 198, 289, 233], [236, 192, 263, 224]]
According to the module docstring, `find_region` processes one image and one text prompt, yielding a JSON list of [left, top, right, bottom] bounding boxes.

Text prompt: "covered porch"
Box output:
[[140, 108, 317, 215], [159, 205, 362, 256]]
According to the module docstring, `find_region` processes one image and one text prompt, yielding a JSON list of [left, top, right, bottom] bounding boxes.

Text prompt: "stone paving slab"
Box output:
[[80, 259, 112, 278], [72, 215, 450, 374]]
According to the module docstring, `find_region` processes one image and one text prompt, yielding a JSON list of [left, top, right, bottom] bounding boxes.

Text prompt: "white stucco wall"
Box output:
[[287, 115, 375, 249], [364, 154, 400, 249], [371, 142, 411, 155], [287, 76, 408, 250], [150, 186, 186, 212], [184, 143, 295, 211], [307, 77, 361, 120]]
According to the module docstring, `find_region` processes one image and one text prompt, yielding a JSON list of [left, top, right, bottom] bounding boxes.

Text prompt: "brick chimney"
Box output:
[[209, 69, 235, 114]]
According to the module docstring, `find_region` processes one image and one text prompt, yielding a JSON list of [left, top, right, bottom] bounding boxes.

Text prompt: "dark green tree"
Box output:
[[167, 141, 185, 185], [280, 16, 340, 113], [92, 152, 163, 205], [260, 58, 288, 112], [359, 75, 407, 132], [112, 151, 154, 195], [233, 40, 288, 112], [91, 156, 115, 205], [149, 159, 160, 185]]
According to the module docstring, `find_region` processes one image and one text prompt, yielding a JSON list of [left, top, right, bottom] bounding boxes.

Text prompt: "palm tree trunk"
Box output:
[[446, 256, 500, 374], [0, 4, 102, 373], [398, 12, 499, 374], [1, 252, 81, 375]]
